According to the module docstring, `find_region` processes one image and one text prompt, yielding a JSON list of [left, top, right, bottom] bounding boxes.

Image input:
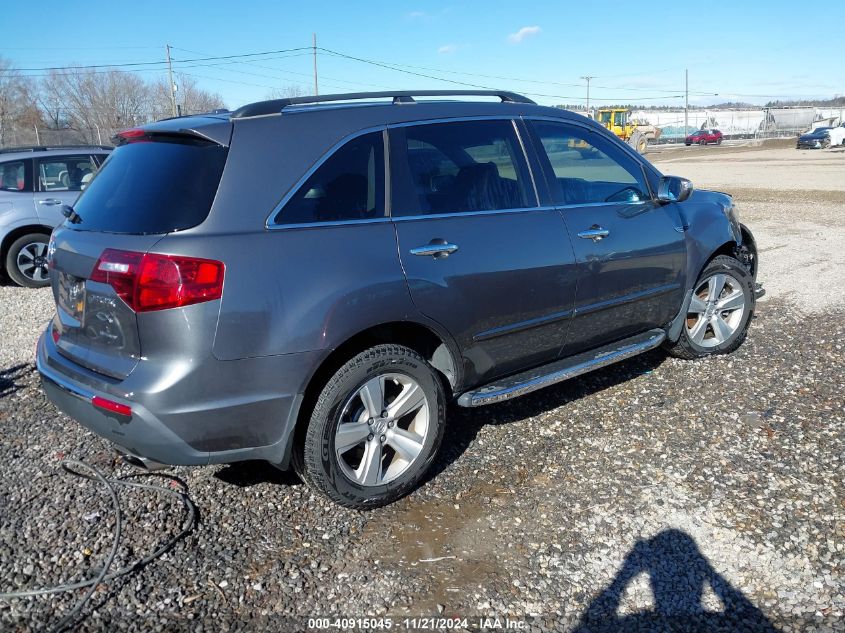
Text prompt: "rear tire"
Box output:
[[665, 255, 754, 360], [296, 344, 446, 509], [5, 233, 51, 288]]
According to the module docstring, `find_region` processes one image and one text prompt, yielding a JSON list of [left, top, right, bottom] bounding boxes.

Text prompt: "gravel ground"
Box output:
[[1, 146, 843, 631]]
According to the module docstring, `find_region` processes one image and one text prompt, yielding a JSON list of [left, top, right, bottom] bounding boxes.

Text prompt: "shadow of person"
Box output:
[[575, 529, 780, 632], [0, 362, 32, 398]]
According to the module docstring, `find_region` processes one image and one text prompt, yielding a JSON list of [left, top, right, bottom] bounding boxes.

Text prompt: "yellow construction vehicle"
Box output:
[[596, 108, 661, 154]]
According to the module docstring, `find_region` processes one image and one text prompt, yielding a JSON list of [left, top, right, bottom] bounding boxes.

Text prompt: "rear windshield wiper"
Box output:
[[62, 205, 82, 224]]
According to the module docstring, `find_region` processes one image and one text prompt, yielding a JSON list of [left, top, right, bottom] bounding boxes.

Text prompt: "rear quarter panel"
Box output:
[[185, 225, 422, 360]]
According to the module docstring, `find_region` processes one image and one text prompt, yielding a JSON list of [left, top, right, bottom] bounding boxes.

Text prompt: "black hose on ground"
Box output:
[[0, 459, 197, 632]]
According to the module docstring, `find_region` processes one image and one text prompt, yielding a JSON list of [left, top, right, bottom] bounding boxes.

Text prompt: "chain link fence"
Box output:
[[0, 125, 122, 149], [1, 107, 843, 150], [0, 108, 219, 149], [628, 107, 844, 144]]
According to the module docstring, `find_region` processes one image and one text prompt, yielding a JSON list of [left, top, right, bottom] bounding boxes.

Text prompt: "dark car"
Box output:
[[0, 146, 111, 287], [37, 90, 761, 508], [796, 127, 833, 149], [685, 129, 723, 146]]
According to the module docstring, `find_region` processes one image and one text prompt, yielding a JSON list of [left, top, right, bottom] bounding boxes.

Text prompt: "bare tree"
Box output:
[[151, 73, 226, 119], [41, 69, 152, 143], [0, 57, 41, 146]]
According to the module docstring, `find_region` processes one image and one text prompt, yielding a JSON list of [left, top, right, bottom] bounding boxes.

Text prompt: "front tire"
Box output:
[[5, 233, 51, 288], [665, 255, 754, 360], [296, 344, 446, 509]]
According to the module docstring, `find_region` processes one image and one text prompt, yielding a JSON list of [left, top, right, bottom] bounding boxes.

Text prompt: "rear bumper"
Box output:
[[38, 357, 210, 465], [37, 327, 320, 468]]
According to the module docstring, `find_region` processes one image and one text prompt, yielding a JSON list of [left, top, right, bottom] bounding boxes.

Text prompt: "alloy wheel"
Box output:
[[686, 273, 747, 348], [334, 373, 430, 486], [16, 241, 49, 282]]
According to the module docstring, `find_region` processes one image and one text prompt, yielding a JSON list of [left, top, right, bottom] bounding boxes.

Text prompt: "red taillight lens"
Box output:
[[90, 249, 143, 306], [91, 249, 224, 312], [115, 128, 150, 144], [92, 396, 132, 417]]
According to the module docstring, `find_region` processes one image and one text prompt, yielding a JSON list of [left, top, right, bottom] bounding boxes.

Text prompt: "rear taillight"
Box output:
[[91, 248, 224, 312], [115, 128, 150, 144]]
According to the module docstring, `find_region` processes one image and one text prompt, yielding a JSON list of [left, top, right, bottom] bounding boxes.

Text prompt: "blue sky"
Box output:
[[3, 0, 841, 109]]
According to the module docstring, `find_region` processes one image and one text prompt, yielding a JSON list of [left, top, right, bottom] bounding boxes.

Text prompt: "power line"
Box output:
[[318, 48, 684, 102], [3, 47, 312, 73], [1, 52, 314, 79], [170, 47, 394, 93], [3, 44, 837, 103], [315, 48, 713, 96]]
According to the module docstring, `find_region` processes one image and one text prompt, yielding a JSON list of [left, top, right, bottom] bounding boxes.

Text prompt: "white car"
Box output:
[[829, 126, 845, 146]]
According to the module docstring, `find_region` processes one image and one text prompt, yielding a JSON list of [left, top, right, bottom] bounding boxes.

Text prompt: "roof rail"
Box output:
[[156, 108, 231, 122], [231, 90, 536, 119], [0, 144, 113, 154]]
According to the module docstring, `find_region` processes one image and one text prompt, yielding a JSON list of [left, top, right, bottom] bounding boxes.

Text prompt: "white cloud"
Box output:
[[408, 10, 427, 19], [507, 25, 541, 44], [438, 44, 459, 54]]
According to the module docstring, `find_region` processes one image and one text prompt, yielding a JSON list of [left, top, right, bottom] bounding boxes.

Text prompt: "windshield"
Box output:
[[812, 127, 831, 134], [71, 137, 228, 234]]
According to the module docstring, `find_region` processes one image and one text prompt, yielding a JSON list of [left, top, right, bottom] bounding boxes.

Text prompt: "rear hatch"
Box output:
[[48, 125, 229, 380]]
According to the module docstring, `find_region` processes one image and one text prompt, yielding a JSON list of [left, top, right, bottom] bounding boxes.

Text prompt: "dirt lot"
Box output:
[[0, 143, 843, 632]]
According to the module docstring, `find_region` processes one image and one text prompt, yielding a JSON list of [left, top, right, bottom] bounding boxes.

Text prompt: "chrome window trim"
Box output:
[[391, 205, 557, 223], [557, 200, 651, 210], [265, 217, 393, 230], [511, 118, 540, 206], [522, 115, 657, 201], [387, 114, 529, 129], [265, 124, 388, 230]]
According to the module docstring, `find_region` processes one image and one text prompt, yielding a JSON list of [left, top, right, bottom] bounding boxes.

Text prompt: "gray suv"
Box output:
[[0, 146, 111, 287], [37, 91, 760, 508]]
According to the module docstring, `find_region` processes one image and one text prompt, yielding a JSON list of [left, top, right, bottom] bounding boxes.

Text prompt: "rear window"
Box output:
[[71, 138, 227, 234]]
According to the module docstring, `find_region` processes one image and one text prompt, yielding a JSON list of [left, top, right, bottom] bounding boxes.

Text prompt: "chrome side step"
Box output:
[[457, 328, 666, 407]]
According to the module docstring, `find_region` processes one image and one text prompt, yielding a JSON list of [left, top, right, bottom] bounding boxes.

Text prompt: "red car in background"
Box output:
[[685, 129, 723, 146]]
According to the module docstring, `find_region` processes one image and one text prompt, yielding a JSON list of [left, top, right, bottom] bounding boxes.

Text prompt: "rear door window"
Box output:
[[273, 131, 385, 225], [0, 160, 28, 192], [71, 138, 228, 234], [390, 119, 533, 216], [37, 155, 99, 192], [529, 120, 650, 205]]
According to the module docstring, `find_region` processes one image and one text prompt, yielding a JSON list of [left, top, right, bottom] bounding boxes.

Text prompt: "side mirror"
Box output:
[[657, 176, 693, 203]]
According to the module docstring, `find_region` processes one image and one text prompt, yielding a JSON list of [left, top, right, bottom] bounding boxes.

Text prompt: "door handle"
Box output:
[[38, 198, 63, 206], [577, 226, 610, 241], [410, 239, 459, 258]]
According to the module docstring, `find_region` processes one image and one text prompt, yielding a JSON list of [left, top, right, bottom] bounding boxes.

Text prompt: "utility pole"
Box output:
[[684, 68, 689, 136], [166, 44, 177, 117], [580, 76, 595, 112], [312, 33, 319, 96]]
